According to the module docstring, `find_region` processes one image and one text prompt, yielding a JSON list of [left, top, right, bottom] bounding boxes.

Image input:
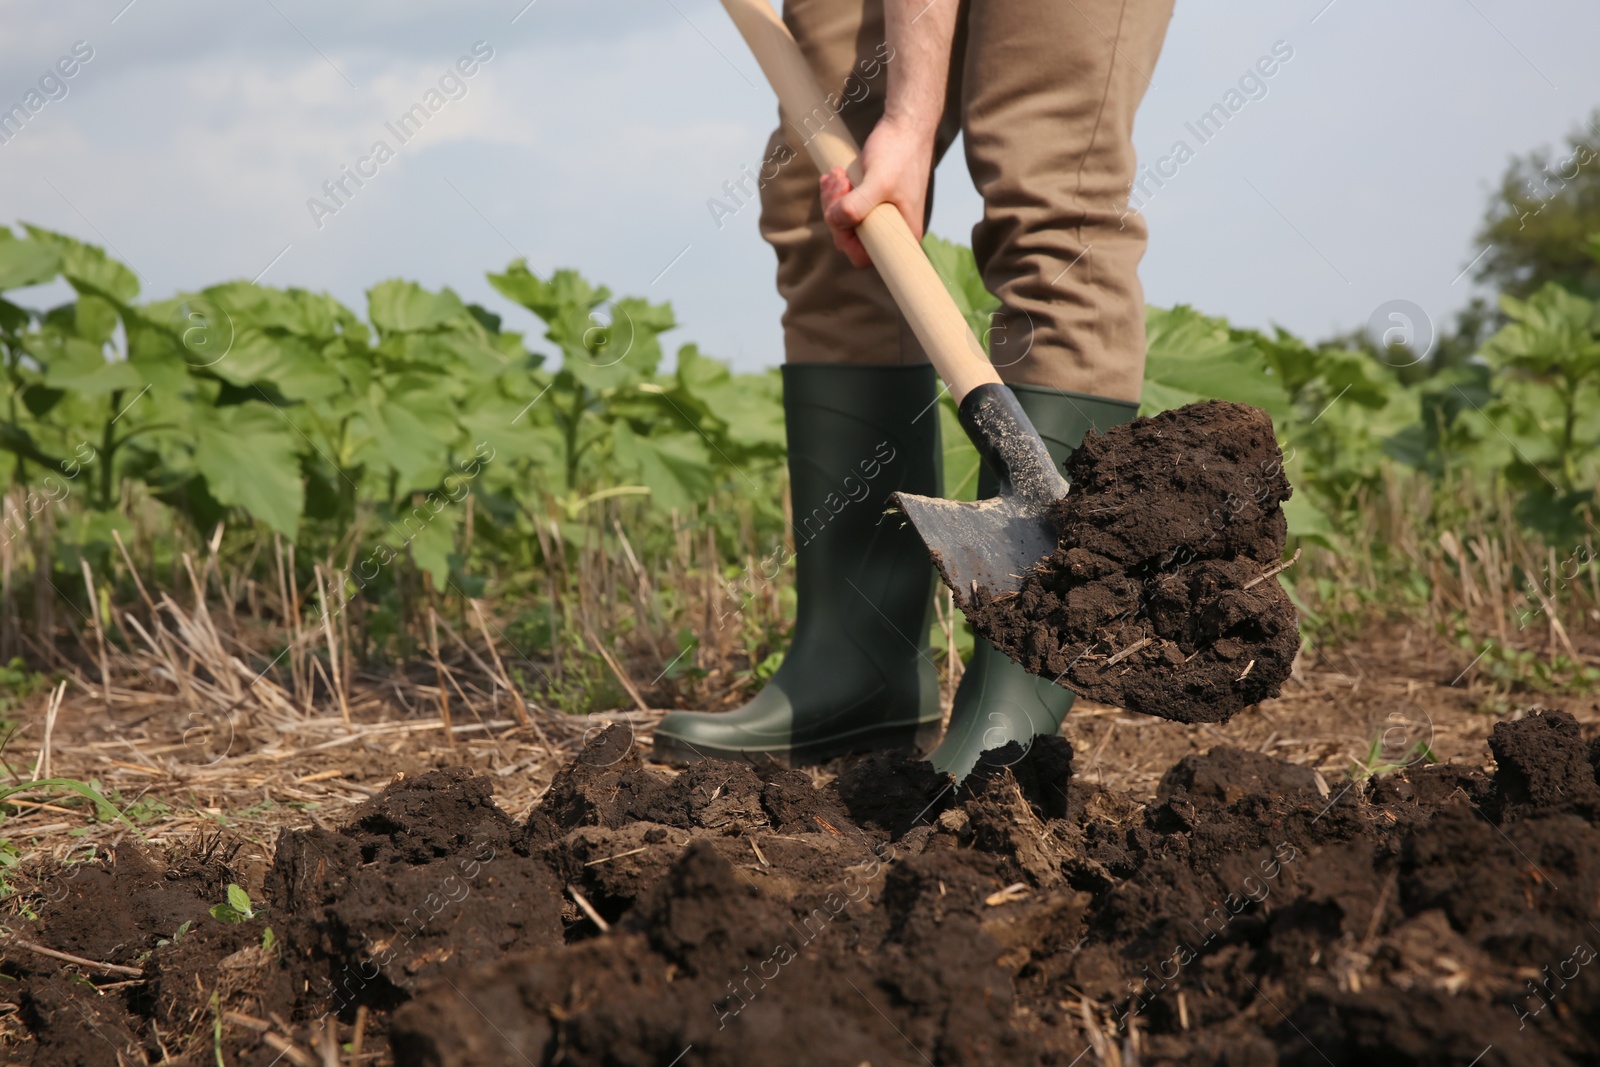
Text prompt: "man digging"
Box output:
[[656, 0, 1174, 778]]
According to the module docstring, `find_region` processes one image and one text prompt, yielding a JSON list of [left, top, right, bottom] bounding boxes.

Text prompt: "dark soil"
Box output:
[[7, 712, 1600, 1065], [964, 399, 1300, 723]]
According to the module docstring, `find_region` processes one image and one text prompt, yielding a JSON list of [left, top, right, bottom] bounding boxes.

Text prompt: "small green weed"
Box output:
[[1352, 733, 1437, 781], [209, 884, 259, 924], [0, 778, 147, 840], [156, 920, 193, 947], [0, 658, 51, 715]]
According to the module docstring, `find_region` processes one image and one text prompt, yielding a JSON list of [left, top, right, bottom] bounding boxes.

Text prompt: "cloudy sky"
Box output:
[[2, 0, 1596, 372]]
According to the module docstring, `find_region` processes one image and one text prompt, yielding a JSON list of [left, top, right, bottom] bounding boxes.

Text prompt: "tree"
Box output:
[[1473, 111, 1600, 301]]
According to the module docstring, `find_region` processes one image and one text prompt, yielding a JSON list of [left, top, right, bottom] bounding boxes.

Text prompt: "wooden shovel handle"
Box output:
[[721, 0, 1002, 403]]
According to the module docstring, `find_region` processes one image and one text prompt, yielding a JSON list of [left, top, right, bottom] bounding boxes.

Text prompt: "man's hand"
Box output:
[[818, 0, 957, 268], [820, 118, 936, 269]]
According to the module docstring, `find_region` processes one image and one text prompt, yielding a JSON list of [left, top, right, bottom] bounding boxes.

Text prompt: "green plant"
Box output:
[[1468, 636, 1600, 696], [0, 778, 146, 838], [209, 883, 258, 923], [1479, 276, 1600, 531], [0, 830, 20, 900], [1473, 111, 1600, 301], [0, 209, 1594, 712], [210, 988, 225, 1067], [1352, 733, 1437, 781], [156, 919, 193, 947], [0, 658, 50, 715]]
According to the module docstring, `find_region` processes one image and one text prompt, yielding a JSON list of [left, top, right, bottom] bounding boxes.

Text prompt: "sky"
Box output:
[[1, 0, 1596, 373]]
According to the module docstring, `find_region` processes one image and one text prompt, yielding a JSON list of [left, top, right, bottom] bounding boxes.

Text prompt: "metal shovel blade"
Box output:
[[891, 490, 1058, 608], [890, 383, 1070, 613]]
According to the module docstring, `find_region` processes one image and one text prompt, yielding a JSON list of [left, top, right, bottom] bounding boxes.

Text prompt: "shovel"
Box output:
[[723, 0, 1069, 606]]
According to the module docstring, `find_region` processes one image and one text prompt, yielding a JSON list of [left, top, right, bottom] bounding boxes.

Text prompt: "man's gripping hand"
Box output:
[[819, 117, 936, 269], [817, 0, 957, 269]]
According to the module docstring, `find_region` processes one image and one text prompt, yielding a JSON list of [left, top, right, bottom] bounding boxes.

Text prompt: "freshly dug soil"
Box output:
[[965, 399, 1300, 723], [7, 712, 1600, 1065]]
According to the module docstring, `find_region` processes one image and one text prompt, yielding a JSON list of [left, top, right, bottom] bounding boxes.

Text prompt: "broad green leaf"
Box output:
[[940, 395, 982, 501], [211, 329, 346, 401], [489, 262, 675, 388], [924, 232, 999, 344], [419, 330, 509, 379], [357, 385, 456, 487], [0, 234, 61, 290], [0, 297, 27, 333], [398, 496, 463, 585], [369, 280, 465, 335], [488, 262, 605, 324], [1142, 305, 1291, 421], [73, 294, 120, 345], [33, 334, 145, 396], [1282, 491, 1336, 548], [193, 402, 305, 537], [205, 283, 343, 339], [226, 883, 253, 915], [47, 358, 144, 397], [560, 295, 674, 391], [1485, 284, 1600, 379], [613, 423, 713, 511], [22, 225, 139, 302], [674, 348, 786, 457]]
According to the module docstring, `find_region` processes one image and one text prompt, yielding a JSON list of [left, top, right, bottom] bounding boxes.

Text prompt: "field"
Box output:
[[4, 614, 1597, 1066], [0, 197, 1599, 1065]]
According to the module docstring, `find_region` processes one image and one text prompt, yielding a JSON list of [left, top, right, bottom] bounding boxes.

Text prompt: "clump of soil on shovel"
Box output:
[[965, 399, 1300, 723], [9, 713, 1600, 1065]]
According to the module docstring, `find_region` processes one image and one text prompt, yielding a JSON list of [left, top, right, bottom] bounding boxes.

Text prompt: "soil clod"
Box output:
[[5, 711, 1600, 1064], [963, 400, 1300, 723]]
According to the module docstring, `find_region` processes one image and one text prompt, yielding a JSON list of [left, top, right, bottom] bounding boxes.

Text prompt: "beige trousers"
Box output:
[[758, 0, 1174, 402]]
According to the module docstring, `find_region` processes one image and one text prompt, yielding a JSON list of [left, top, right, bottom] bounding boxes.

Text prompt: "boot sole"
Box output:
[[651, 718, 943, 768]]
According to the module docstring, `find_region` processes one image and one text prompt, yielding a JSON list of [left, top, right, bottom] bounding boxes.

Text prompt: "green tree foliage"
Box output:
[[1474, 111, 1600, 301]]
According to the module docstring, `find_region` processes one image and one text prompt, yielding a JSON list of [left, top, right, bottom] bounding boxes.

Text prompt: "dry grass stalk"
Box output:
[[469, 598, 530, 726], [79, 558, 111, 707], [314, 564, 350, 724], [28, 681, 65, 781], [4, 935, 144, 978], [261, 1031, 316, 1067], [425, 607, 455, 749], [350, 1006, 368, 1059], [1244, 547, 1302, 588], [586, 627, 650, 713]]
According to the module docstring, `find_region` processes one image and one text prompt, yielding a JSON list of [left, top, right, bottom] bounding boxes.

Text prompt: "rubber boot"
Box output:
[[929, 384, 1140, 781], [653, 363, 943, 766]]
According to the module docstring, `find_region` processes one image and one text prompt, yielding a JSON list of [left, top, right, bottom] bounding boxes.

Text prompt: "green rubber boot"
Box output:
[[929, 385, 1140, 782], [653, 363, 943, 766]]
